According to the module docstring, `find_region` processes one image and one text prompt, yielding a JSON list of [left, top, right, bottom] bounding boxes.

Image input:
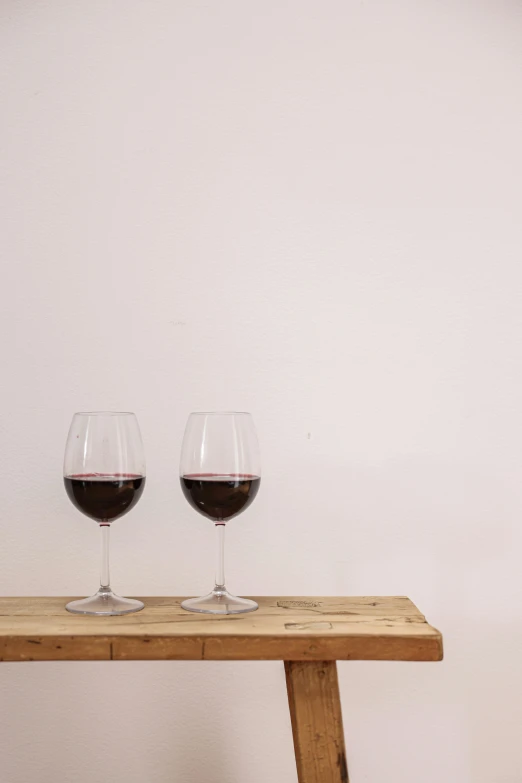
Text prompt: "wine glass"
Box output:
[[63, 412, 146, 615], [179, 412, 261, 614]]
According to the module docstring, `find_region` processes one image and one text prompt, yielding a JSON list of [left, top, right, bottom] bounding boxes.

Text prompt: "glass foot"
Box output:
[[66, 589, 144, 616], [181, 590, 258, 615]]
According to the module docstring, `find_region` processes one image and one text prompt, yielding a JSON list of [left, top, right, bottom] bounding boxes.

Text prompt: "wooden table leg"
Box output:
[[285, 660, 349, 783]]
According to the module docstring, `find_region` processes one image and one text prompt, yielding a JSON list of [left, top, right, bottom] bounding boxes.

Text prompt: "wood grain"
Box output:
[[285, 661, 348, 783], [0, 596, 443, 662]]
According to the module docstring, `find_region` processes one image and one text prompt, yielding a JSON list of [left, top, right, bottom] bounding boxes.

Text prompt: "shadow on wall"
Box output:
[[339, 618, 522, 782], [0, 660, 295, 783]]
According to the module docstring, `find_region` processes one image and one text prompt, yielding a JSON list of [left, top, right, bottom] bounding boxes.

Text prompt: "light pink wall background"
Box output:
[[1, 1, 522, 781]]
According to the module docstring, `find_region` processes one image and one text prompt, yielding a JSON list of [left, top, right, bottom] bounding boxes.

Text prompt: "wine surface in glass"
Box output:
[[64, 473, 146, 522], [180, 473, 260, 522]]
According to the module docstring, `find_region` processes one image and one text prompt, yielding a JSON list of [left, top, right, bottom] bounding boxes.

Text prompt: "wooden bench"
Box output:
[[0, 596, 443, 782]]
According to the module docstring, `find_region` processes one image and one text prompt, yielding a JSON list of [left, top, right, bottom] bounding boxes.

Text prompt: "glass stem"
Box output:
[[214, 523, 225, 592], [99, 524, 111, 592]]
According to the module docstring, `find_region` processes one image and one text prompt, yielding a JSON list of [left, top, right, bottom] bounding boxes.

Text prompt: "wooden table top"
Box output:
[[0, 596, 442, 662]]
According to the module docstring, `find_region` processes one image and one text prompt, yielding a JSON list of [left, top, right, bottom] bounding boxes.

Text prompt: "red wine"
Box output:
[[64, 474, 146, 523], [180, 473, 260, 522]]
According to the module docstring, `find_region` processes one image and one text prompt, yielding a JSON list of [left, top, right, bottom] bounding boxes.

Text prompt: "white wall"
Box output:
[[1, 1, 522, 780]]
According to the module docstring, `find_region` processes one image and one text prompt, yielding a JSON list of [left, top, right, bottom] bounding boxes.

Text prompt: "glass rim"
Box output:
[[188, 411, 252, 416], [73, 411, 136, 417]]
